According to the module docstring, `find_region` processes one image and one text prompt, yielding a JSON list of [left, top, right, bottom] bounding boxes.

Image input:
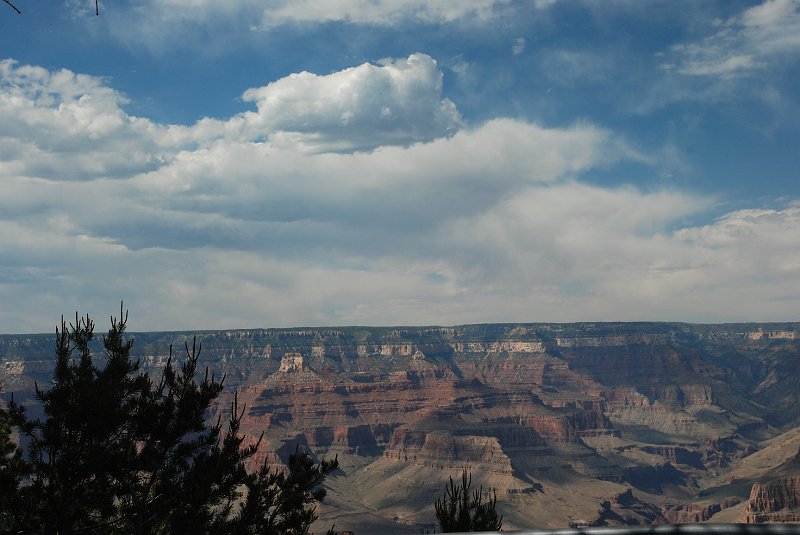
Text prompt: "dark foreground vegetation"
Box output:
[[435, 469, 502, 532], [0, 306, 338, 534]]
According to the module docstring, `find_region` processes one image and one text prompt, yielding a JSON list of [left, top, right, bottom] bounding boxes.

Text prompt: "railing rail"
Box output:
[[441, 525, 800, 535]]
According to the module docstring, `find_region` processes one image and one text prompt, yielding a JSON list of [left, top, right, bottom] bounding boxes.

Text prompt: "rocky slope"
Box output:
[[2, 322, 800, 532]]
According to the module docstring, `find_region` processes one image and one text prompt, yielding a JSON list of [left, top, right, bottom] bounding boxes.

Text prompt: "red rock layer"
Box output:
[[740, 476, 800, 523]]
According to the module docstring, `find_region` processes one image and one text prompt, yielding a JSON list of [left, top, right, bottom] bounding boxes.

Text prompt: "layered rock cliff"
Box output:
[[740, 476, 800, 523], [2, 321, 800, 532]]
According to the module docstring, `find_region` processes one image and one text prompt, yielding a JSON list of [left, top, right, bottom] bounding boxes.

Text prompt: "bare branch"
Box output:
[[4, 0, 21, 15]]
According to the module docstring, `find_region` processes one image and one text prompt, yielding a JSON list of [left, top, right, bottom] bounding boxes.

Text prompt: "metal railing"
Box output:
[[442, 526, 800, 535]]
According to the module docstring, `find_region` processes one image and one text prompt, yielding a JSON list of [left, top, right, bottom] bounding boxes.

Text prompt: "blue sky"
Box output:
[[1, 0, 799, 333]]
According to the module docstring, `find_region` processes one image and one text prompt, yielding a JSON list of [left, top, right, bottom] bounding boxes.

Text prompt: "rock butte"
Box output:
[[2, 322, 800, 533]]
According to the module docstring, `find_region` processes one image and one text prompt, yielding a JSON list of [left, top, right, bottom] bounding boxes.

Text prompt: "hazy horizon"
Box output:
[[3, 316, 799, 337]]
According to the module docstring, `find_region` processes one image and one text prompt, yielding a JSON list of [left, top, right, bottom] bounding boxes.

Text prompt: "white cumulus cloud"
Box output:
[[240, 53, 462, 151], [1, 58, 798, 332], [0, 54, 463, 180], [0, 59, 166, 180]]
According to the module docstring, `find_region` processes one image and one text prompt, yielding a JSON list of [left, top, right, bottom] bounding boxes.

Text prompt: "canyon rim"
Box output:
[[3, 321, 800, 532]]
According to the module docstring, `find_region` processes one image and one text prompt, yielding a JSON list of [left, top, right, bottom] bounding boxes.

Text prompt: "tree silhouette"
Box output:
[[1, 305, 338, 534], [0, 394, 28, 529], [434, 469, 502, 532]]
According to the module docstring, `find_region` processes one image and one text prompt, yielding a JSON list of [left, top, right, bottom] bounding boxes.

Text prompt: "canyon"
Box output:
[[2, 322, 800, 532]]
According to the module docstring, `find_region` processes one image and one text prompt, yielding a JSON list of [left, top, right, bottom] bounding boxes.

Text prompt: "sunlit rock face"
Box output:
[[740, 476, 800, 523], [3, 322, 800, 532]]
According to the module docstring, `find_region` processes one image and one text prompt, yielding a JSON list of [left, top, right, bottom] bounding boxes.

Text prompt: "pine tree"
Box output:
[[434, 469, 502, 532], [3, 305, 338, 534], [0, 393, 28, 531], [232, 445, 340, 535]]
